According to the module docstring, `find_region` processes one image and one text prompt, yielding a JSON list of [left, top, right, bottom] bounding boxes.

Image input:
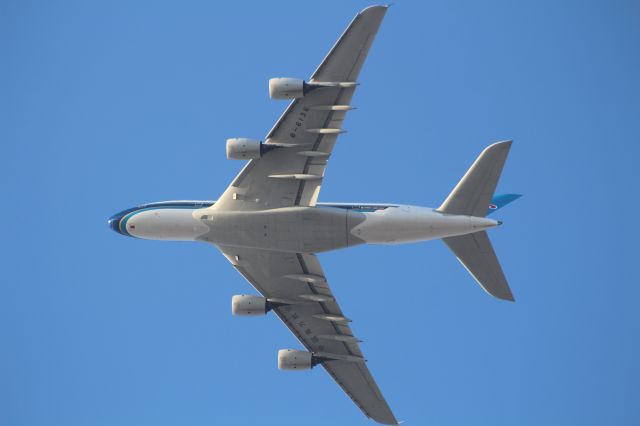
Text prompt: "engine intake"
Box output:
[[231, 295, 267, 316], [269, 78, 306, 99], [226, 138, 262, 160], [278, 349, 316, 370], [231, 295, 287, 316]]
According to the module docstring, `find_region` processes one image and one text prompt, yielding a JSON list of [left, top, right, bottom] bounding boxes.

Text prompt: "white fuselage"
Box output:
[[348, 205, 497, 244], [111, 201, 499, 252]]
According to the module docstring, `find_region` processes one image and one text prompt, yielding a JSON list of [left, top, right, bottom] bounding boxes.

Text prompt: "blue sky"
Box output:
[[2, 1, 639, 425]]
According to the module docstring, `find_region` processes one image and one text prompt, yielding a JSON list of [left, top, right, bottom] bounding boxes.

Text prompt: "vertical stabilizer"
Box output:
[[439, 141, 512, 217]]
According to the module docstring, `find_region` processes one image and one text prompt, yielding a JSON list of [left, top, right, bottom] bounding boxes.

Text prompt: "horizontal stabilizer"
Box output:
[[439, 141, 512, 217], [443, 231, 514, 301]]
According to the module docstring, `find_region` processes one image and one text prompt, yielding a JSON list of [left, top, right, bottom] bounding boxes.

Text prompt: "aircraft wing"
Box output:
[[217, 245, 398, 425], [213, 5, 388, 211]]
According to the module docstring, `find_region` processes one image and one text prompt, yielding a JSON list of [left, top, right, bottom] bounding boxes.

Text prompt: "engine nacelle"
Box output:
[[226, 138, 262, 160], [269, 78, 307, 99], [278, 349, 314, 370], [231, 295, 267, 316]]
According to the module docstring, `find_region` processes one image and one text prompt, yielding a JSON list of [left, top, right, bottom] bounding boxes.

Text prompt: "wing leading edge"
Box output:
[[218, 246, 398, 425]]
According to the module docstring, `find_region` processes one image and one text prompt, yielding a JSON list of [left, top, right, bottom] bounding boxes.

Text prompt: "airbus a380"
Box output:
[[109, 5, 520, 424]]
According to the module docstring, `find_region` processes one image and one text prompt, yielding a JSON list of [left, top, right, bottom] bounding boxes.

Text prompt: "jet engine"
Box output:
[[278, 349, 315, 370], [226, 138, 262, 160], [269, 77, 357, 99], [231, 295, 267, 316], [269, 78, 308, 99]]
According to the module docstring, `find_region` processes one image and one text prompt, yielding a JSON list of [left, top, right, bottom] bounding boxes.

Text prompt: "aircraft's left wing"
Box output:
[[212, 6, 388, 212], [218, 245, 398, 425]]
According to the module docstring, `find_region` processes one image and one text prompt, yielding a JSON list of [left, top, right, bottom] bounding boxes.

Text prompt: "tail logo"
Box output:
[[488, 204, 498, 210]]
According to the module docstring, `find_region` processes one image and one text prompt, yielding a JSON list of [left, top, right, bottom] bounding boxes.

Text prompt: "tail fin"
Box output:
[[443, 231, 514, 301], [438, 141, 512, 217]]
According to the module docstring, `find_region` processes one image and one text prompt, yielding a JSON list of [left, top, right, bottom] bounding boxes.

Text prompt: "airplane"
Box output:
[[108, 5, 520, 425]]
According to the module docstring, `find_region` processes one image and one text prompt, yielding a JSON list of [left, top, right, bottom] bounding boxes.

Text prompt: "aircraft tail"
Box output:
[[439, 141, 516, 301], [438, 140, 512, 217]]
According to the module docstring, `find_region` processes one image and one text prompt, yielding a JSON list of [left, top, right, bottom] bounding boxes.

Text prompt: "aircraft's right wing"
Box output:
[[218, 245, 398, 425]]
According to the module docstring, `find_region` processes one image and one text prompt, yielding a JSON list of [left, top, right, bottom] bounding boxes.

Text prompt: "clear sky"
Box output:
[[2, 1, 639, 425]]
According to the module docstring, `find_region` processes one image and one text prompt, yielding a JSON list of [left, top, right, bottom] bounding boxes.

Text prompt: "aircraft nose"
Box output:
[[108, 214, 122, 234], [108, 210, 129, 234], [108, 206, 139, 236]]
